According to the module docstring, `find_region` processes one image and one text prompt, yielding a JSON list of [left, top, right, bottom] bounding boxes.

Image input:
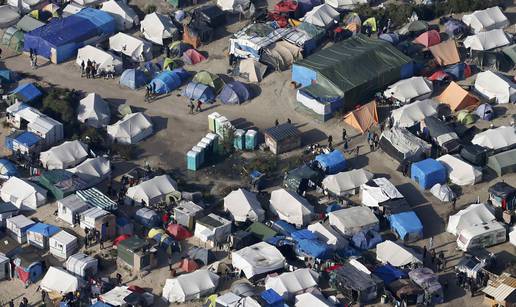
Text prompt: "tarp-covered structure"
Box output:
[[360, 177, 404, 208], [40, 266, 82, 295], [101, 0, 138, 31], [411, 158, 447, 189], [307, 221, 348, 250], [462, 6, 509, 33], [261, 41, 302, 71], [438, 81, 479, 112], [314, 150, 346, 174], [437, 154, 482, 186], [323, 168, 373, 196], [229, 23, 292, 59], [384, 77, 432, 103], [1, 177, 47, 210], [388, 211, 423, 242], [0, 158, 17, 178], [472, 126, 516, 152], [0, 6, 19, 28], [232, 242, 286, 279], [76, 45, 123, 75], [141, 12, 177, 45], [474, 71, 516, 104], [239, 58, 267, 82], [107, 112, 153, 144], [329, 206, 379, 236], [376, 240, 421, 267], [269, 188, 313, 226], [463, 29, 510, 51], [487, 148, 516, 176], [422, 116, 460, 153], [126, 175, 178, 206], [391, 99, 437, 128], [430, 183, 456, 202], [429, 39, 460, 66], [343, 101, 378, 134], [447, 203, 495, 235], [40, 140, 88, 170], [109, 32, 151, 62], [77, 93, 111, 128], [379, 127, 431, 162], [265, 269, 319, 300], [224, 188, 265, 222], [162, 270, 219, 303]]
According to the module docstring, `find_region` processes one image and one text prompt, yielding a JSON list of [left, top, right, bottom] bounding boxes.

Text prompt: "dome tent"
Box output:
[[182, 82, 215, 103], [149, 71, 182, 95], [457, 110, 475, 125], [475, 103, 494, 120], [119, 69, 148, 90], [1, 26, 23, 52], [218, 81, 250, 104], [193, 70, 225, 94], [182, 49, 206, 65]]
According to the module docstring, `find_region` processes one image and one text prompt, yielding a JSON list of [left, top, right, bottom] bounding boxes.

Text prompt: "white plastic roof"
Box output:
[[140, 12, 177, 45], [232, 242, 285, 278], [295, 292, 334, 307], [67, 157, 111, 187], [376, 240, 422, 267], [162, 270, 220, 303], [40, 140, 88, 170], [224, 188, 265, 223], [384, 77, 433, 103], [101, 0, 139, 31], [40, 266, 82, 294], [322, 169, 373, 196], [307, 222, 348, 250], [463, 29, 510, 51], [126, 175, 178, 205], [391, 99, 438, 127], [107, 112, 154, 144], [472, 126, 516, 150], [474, 71, 516, 104], [328, 206, 379, 236], [109, 33, 151, 61], [1, 177, 47, 210], [269, 188, 314, 226], [76, 45, 123, 74], [303, 4, 339, 28], [360, 177, 404, 207], [447, 203, 495, 235], [77, 93, 111, 128], [437, 154, 482, 186], [265, 269, 319, 300], [462, 6, 509, 33]]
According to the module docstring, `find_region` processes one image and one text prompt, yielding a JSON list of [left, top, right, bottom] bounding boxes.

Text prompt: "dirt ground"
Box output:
[[0, 2, 515, 307]]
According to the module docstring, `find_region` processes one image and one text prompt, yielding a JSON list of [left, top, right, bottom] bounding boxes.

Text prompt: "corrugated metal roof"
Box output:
[[77, 188, 117, 211], [264, 123, 301, 142], [483, 283, 516, 301]]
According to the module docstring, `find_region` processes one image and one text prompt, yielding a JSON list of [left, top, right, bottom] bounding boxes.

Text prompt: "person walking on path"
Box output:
[[80, 60, 85, 76], [343, 138, 349, 150], [328, 135, 333, 149], [287, 118, 291, 124], [275, 119, 279, 126], [423, 246, 427, 260], [355, 146, 360, 158], [189, 101, 195, 114], [196, 100, 202, 112], [342, 128, 347, 142], [168, 256, 173, 271]]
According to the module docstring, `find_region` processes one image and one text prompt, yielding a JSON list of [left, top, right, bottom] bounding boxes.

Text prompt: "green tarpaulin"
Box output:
[[246, 222, 277, 241]]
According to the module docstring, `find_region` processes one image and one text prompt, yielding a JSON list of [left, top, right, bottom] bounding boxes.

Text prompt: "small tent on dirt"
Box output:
[[77, 93, 111, 128], [107, 112, 153, 144], [149, 70, 182, 95], [140, 12, 177, 45], [76, 45, 123, 75], [269, 188, 314, 227], [413, 30, 440, 48], [438, 81, 479, 112], [384, 77, 433, 103], [224, 188, 265, 223], [376, 240, 421, 267], [182, 82, 215, 103], [119, 69, 148, 90], [302, 4, 339, 28], [343, 101, 378, 134], [239, 59, 267, 82], [457, 110, 475, 125], [193, 71, 225, 93], [475, 103, 494, 120], [101, 0, 139, 31], [218, 81, 251, 104], [182, 48, 206, 65], [462, 6, 509, 33], [322, 169, 373, 196], [391, 99, 437, 128], [474, 71, 516, 104], [429, 39, 460, 66]]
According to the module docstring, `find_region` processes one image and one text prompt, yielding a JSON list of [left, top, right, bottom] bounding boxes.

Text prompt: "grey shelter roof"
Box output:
[[16, 15, 44, 32], [264, 123, 301, 142]]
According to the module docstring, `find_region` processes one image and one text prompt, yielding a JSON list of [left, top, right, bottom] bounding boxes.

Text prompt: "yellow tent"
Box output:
[[363, 17, 377, 32], [205, 294, 217, 307], [148, 228, 165, 239], [343, 101, 379, 134]]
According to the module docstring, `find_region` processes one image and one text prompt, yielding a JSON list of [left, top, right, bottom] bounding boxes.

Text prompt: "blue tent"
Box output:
[[373, 264, 407, 284], [295, 239, 331, 259], [443, 63, 467, 80], [0, 69, 15, 83], [315, 150, 347, 174], [411, 158, 447, 189], [218, 81, 251, 104], [150, 71, 182, 95], [11, 83, 42, 103], [182, 82, 215, 103], [475, 103, 494, 121], [0, 159, 17, 178], [120, 69, 148, 90], [388, 211, 423, 242], [291, 229, 317, 241], [352, 230, 383, 250], [260, 289, 284, 306], [271, 220, 297, 236], [171, 68, 190, 82], [379, 33, 400, 45]]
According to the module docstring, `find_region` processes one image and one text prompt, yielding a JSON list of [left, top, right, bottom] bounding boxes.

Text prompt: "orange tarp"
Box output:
[[429, 39, 460, 66], [438, 81, 479, 112], [343, 101, 378, 134]]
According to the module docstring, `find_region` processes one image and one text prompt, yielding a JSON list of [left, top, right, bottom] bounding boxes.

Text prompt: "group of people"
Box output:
[[188, 99, 203, 114], [84, 227, 105, 249], [80, 59, 100, 79], [367, 130, 380, 152], [455, 269, 488, 297]]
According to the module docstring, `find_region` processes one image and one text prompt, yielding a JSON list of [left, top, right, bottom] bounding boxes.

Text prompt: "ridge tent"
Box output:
[[162, 57, 182, 70], [457, 110, 475, 125], [376, 240, 421, 267], [438, 81, 479, 112], [182, 82, 215, 103], [413, 30, 440, 48], [68, 157, 111, 187], [77, 93, 111, 128], [474, 71, 516, 104], [463, 29, 509, 51], [447, 203, 495, 235], [472, 126, 516, 152], [343, 101, 378, 134], [410, 158, 447, 189], [193, 71, 225, 93], [40, 266, 83, 295], [40, 140, 88, 170], [430, 183, 455, 202], [360, 177, 404, 208], [109, 32, 151, 62], [182, 48, 206, 65], [232, 242, 286, 279], [462, 6, 509, 33], [269, 188, 313, 226], [0, 6, 20, 28], [141, 12, 177, 45], [261, 40, 302, 71], [167, 224, 192, 240], [126, 175, 178, 206], [0, 158, 17, 179], [390, 99, 437, 128], [307, 221, 348, 250], [428, 39, 460, 66], [302, 4, 338, 28], [265, 269, 319, 300], [437, 154, 482, 186], [101, 0, 138, 31], [315, 150, 346, 174], [388, 211, 423, 242], [475, 103, 494, 120], [218, 81, 250, 104], [323, 168, 373, 196], [379, 127, 431, 162], [224, 188, 265, 223], [383, 77, 433, 103], [487, 148, 516, 176], [16, 14, 44, 32], [1, 177, 47, 210], [119, 68, 148, 89], [149, 70, 182, 95], [239, 58, 267, 82], [76, 45, 123, 75], [328, 206, 379, 236], [107, 112, 154, 144]]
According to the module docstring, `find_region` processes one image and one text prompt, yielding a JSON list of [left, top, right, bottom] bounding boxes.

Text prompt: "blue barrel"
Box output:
[[245, 130, 257, 150], [186, 150, 199, 171], [234, 129, 245, 150]]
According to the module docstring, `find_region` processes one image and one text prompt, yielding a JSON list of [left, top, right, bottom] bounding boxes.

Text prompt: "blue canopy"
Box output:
[[388, 211, 423, 241], [373, 264, 407, 284], [261, 289, 284, 305], [411, 158, 447, 189], [315, 150, 347, 174], [271, 220, 297, 236], [291, 229, 317, 241], [171, 68, 190, 82], [351, 230, 383, 250], [0, 69, 15, 83], [218, 81, 251, 104], [120, 69, 148, 90], [0, 159, 17, 177], [91, 302, 113, 307], [443, 63, 467, 80], [295, 239, 332, 259], [11, 83, 42, 102], [475, 103, 494, 121], [27, 223, 60, 237], [326, 203, 342, 213], [265, 235, 292, 247], [150, 71, 182, 95], [15, 131, 41, 147], [182, 82, 215, 103]]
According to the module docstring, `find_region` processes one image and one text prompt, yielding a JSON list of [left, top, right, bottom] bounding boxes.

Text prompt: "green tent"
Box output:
[[163, 57, 182, 70], [457, 110, 476, 125], [487, 148, 516, 177], [2, 27, 23, 53], [37, 169, 86, 200], [246, 222, 277, 241], [398, 20, 429, 35], [193, 70, 225, 94], [284, 164, 320, 193]]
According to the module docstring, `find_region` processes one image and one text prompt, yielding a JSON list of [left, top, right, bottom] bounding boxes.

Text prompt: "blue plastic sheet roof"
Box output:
[[27, 223, 60, 237], [261, 289, 284, 305], [0, 69, 15, 83], [15, 131, 41, 147], [295, 239, 331, 259], [373, 264, 407, 284], [388, 211, 423, 241], [352, 230, 383, 250], [326, 203, 342, 213], [0, 159, 17, 176], [411, 158, 447, 189], [315, 150, 347, 174], [272, 220, 297, 236], [11, 83, 42, 102], [291, 229, 317, 241]]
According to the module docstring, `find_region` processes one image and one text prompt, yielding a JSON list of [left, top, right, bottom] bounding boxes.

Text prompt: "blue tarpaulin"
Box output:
[[261, 289, 284, 306], [0, 159, 17, 177], [182, 82, 215, 103], [291, 229, 317, 241], [295, 238, 332, 259], [352, 230, 383, 250], [373, 264, 407, 284], [11, 83, 42, 102], [150, 71, 182, 95], [411, 158, 447, 189], [443, 63, 467, 80], [120, 69, 148, 90], [27, 223, 60, 237], [218, 81, 250, 104], [14, 131, 41, 148], [388, 211, 423, 241], [0, 69, 15, 83], [315, 150, 346, 174], [271, 220, 297, 236]]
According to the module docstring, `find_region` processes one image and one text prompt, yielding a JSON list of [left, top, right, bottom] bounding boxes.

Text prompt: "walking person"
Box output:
[[168, 256, 173, 271], [189, 101, 195, 114], [373, 132, 379, 150], [343, 138, 349, 150], [85, 65, 91, 79], [81, 60, 85, 76], [275, 119, 279, 126], [423, 245, 427, 260], [196, 100, 202, 113], [327, 135, 333, 149], [342, 128, 347, 142], [287, 118, 291, 124], [355, 145, 360, 158]]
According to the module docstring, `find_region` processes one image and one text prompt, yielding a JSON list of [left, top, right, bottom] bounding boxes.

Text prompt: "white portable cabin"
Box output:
[[57, 194, 91, 226], [1, 177, 47, 210], [66, 252, 98, 278], [49, 230, 78, 259], [80, 207, 110, 229], [6, 214, 34, 243], [194, 213, 232, 247], [40, 140, 89, 170], [173, 200, 203, 229], [125, 174, 178, 206], [457, 220, 506, 251], [27, 114, 64, 147], [328, 206, 379, 236]]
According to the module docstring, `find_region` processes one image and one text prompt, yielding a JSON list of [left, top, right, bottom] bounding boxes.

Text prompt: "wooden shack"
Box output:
[[264, 123, 302, 155]]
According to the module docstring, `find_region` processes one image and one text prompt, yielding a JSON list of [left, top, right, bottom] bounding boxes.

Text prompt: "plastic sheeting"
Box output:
[[360, 177, 404, 208], [472, 126, 516, 151], [379, 127, 431, 162], [438, 81, 478, 112], [126, 175, 178, 206], [391, 99, 437, 127], [40, 266, 82, 294], [107, 112, 153, 144], [388, 211, 423, 242], [232, 242, 285, 278], [463, 29, 509, 51], [376, 240, 421, 267], [462, 6, 509, 33], [323, 169, 373, 196], [269, 188, 314, 226], [384, 77, 433, 104], [224, 188, 265, 222], [447, 203, 495, 235], [411, 158, 447, 189], [77, 93, 111, 128], [141, 13, 177, 45], [329, 206, 379, 236], [430, 183, 456, 202], [302, 4, 338, 28], [437, 154, 482, 186], [307, 222, 348, 250], [265, 269, 319, 300], [162, 270, 219, 303], [474, 71, 516, 104], [218, 81, 250, 104], [109, 32, 151, 61], [315, 150, 346, 174], [1, 177, 47, 210], [40, 140, 88, 170]]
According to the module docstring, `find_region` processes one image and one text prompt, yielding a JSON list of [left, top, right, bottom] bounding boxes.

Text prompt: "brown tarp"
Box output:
[[183, 25, 200, 49], [438, 81, 479, 112], [429, 39, 460, 66], [343, 101, 378, 133]]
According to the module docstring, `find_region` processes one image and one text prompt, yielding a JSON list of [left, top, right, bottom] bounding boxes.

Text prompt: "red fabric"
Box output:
[[325, 264, 343, 272], [167, 224, 192, 241], [16, 266, 30, 283], [180, 259, 199, 272], [113, 234, 131, 246], [128, 285, 145, 293], [183, 49, 206, 65], [414, 30, 441, 48], [428, 70, 449, 81], [464, 64, 471, 78], [274, 0, 298, 13], [334, 27, 344, 33], [162, 213, 170, 224]]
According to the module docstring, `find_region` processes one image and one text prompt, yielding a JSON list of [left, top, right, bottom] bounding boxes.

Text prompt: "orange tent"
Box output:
[[438, 82, 479, 112], [346, 23, 360, 33], [343, 101, 378, 134], [180, 258, 199, 272], [429, 40, 460, 66], [183, 25, 201, 49], [414, 30, 441, 48]]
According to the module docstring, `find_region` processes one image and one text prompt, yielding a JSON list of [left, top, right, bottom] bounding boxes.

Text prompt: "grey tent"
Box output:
[[430, 183, 456, 202], [187, 247, 214, 265], [329, 262, 383, 304], [16, 15, 44, 32], [239, 59, 267, 82], [487, 148, 516, 177], [379, 128, 431, 162], [182, 82, 215, 103], [423, 116, 461, 154]]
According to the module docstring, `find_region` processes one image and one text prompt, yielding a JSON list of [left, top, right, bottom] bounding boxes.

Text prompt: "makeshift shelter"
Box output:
[[422, 116, 461, 153], [135, 208, 160, 228], [1, 177, 47, 210], [343, 101, 378, 134], [377, 240, 421, 267], [398, 20, 428, 35], [77, 93, 111, 128], [6, 215, 35, 244], [411, 158, 447, 189], [179, 258, 199, 273], [218, 81, 251, 104], [462, 6, 509, 33], [325, 0, 366, 10], [437, 154, 482, 186], [49, 230, 78, 259], [390, 99, 437, 127], [194, 214, 232, 246], [294, 292, 333, 307], [119, 69, 148, 89], [40, 266, 82, 295], [78, 188, 117, 212], [16, 14, 44, 32], [5, 131, 41, 154], [0, 159, 17, 179], [182, 24, 202, 48], [68, 157, 111, 187], [408, 268, 443, 304], [430, 183, 456, 202], [167, 224, 192, 240], [413, 30, 440, 48], [162, 270, 219, 303], [26, 222, 59, 249], [76, 46, 122, 73], [447, 203, 495, 235], [379, 127, 431, 162], [2, 26, 23, 52], [388, 211, 424, 242], [224, 188, 264, 223], [126, 175, 178, 206], [329, 263, 383, 304], [323, 169, 373, 196], [107, 112, 153, 144], [0, 202, 18, 229], [463, 29, 509, 51], [444, 19, 467, 38], [57, 194, 90, 226], [302, 4, 338, 28], [109, 32, 151, 62], [182, 82, 215, 103], [329, 207, 379, 236], [182, 48, 206, 65], [149, 70, 182, 95], [217, 0, 252, 13], [269, 189, 313, 227], [307, 222, 348, 250], [101, 0, 138, 31], [193, 70, 225, 93], [264, 123, 302, 155], [232, 242, 285, 279], [14, 251, 43, 286], [487, 148, 516, 176], [360, 177, 404, 208], [315, 150, 346, 174], [0, 6, 20, 28], [40, 140, 88, 170], [475, 103, 494, 120], [429, 39, 460, 66], [239, 58, 267, 82], [472, 126, 516, 152], [379, 33, 399, 45], [483, 273, 516, 307], [265, 269, 319, 300], [188, 247, 214, 266], [474, 71, 516, 104], [351, 229, 382, 250], [384, 77, 433, 104], [438, 81, 479, 112], [11, 83, 41, 103], [117, 236, 156, 272], [283, 165, 320, 194], [261, 41, 302, 71], [141, 12, 177, 45]]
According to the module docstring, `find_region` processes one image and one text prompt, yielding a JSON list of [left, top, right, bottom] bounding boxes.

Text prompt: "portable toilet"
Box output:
[[234, 129, 245, 150], [208, 112, 220, 132], [198, 141, 210, 162], [192, 145, 204, 165], [216, 117, 230, 137], [187, 150, 199, 171], [201, 137, 212, 153], [206, 133, 219, 154], [245, 130, 258, 150]]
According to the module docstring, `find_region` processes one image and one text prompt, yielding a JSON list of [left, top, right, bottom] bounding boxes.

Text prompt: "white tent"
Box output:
[[265, 269, 319, 300], [224, 188, 265, 223], [68, 157, 111, 187], [325, 0, 367, 10], [302, 4, 339, 28], [217, 0, 250, 12], [462, 6, 509, 33], [40, 266, 82, 295], [62, 3, 83, 16], [463, 29, 510, 51], [1, 177, 47, 210], [40, 140, 88, 170], [126, 175, 178, 206], [101, 0, 139, 31], [328, 206, 379, 236], [473, 71, 516, 104], [360, 177, 404, 208], [295, 293, 334, 307], [232, 242, 285, 279], [77, 93, 111, 128], [322, 169, 373, 196], [307, 222, 348, 250], [269, 188, 314, 226], [510, 228, 516, 247], [100, 286, 134, 306], [72, 0, 100, 6], [65, 252, 98, 278], [472, 126, 516, 151], [141, 12, 177, 45], [437, 154, 482, 186], [376, 240, 422, 267], [447, 203, 495, 235], [109, 33, 151, 62], [430, 183, 456, 202], [107, 112, 154, 144], [162, 270, 219, 303], [383, 77, 433, 104], [0, 5, 20, 28], [391, 99, 438, 127], [76, 45, 123, 74]]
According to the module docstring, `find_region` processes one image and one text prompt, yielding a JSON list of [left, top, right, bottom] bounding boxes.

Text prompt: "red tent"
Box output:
[[414, 30, 441, 48], [113, 234, 131, 246], [182, 49, 206, 65], [180, 258, 199, 272], [128, 285, 145, 293], [428, 70, 449, 81], [167, 224, 192, 241]]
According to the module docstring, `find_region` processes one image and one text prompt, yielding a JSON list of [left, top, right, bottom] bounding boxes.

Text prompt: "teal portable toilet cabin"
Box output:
[[187, 150, 199, 171], [234, 129, 245, 150], [192, 145, 204, 165], [198, 141, 209, 161], [206, 133, 219, 153], [245, 130, 258, 150]]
